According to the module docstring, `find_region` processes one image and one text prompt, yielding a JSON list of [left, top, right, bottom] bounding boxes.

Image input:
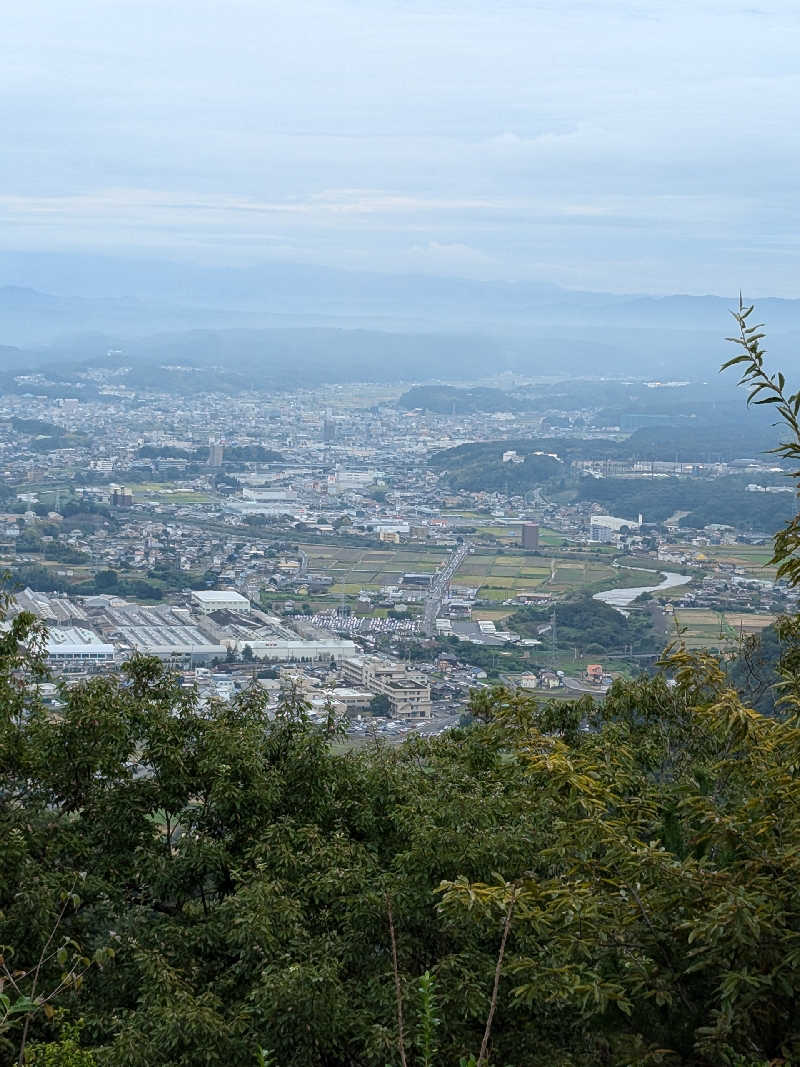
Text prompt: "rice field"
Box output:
[[672, 608, 776, 650], [300, 544, 449, 593], [471, 524, 567, 547], [301, 542, 661, 605]]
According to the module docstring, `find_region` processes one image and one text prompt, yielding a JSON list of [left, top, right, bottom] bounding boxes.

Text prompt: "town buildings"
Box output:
[[0, 365, 791, 730]]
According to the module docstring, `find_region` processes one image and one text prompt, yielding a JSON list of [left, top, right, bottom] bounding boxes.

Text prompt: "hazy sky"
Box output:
[[4, 0, 800, 293]]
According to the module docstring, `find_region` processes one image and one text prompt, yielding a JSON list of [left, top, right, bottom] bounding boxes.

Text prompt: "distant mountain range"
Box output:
[[0, 251, 798, 384]]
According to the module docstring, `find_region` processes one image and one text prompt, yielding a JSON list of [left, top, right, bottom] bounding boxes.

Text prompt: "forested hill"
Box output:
[[428, 441, 567, 492], [396, 384, 527, 413], [430, 419, 787, 496], [575, 476, 794, 529], [428, 438, 792, 528], [508, 593, 657, 654], [432, 420, 784, 471], [0, 329, 507, 396]]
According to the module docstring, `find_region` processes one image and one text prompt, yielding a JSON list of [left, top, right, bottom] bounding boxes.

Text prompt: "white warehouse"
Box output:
[[234, 637, 357, 663], [191, 590, 251, 615], [45, 627, 115, 667]]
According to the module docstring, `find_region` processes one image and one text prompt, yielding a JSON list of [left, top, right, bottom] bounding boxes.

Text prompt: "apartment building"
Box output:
[[341, 655, 432, 720]]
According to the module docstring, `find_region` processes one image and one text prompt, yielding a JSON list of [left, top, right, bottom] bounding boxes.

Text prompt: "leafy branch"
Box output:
[[0, 885, 113, 1065], [722, 297, 800, 587]]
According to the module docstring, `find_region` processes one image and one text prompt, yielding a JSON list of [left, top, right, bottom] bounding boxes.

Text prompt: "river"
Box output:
[[593, 568, 692, 610]]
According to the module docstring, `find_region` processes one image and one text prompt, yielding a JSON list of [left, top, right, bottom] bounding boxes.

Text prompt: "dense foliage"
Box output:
[[576, 475, 794, 530], [726, 622, 783, 716], [508, 593, 656, 655], [396, 386, 528, 414], [4, 620, 800, 1065]]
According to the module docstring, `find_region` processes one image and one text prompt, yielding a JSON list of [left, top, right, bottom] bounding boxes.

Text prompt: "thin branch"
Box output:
[[18, 886, 75, 1066], [627, 882, 692, 1014], [1, 942, 67, 995], [385, 893, 407, 1067], [478, 885, 517, 1067]]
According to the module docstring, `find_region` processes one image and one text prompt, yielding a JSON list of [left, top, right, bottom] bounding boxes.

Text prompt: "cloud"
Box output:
[[1, 0, 800, 291], [405, 241, 496, 275], [0, 188, 507, 230]]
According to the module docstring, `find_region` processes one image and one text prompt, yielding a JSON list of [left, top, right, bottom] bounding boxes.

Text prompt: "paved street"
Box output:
[[423, 541, 470, 636]]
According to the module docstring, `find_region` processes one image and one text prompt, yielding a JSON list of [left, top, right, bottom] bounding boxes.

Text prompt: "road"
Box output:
[[422, 541, 470, 637], [563, 676, 610, 694]]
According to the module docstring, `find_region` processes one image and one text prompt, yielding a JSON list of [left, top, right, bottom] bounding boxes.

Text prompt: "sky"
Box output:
[[3, 0, 800, 294]]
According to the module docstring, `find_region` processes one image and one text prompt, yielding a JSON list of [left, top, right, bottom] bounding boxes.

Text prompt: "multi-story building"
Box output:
[[341, 655, 432, 719], [208, 438, 224, 467], [110, 485, 134, 508], [236, 637, 357, 663], [521, 523, 540, 550], [589, 514, 638, 542], [327, 687, 374, 714]]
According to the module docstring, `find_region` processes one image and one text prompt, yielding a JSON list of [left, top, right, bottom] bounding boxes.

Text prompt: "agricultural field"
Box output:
[[458, 551, 551, 601], [299, 543, 448, 594], [663, 542, 777, 582], [672, 608, 776, 651], [300, 541, 665, 609], [467, 524, 568, 547], [459, 552, 660, 603], [0, 554, 95, 582], [124, 483, 216, 504], [471, 607, 515, 622], [25, 482, 216, 507]]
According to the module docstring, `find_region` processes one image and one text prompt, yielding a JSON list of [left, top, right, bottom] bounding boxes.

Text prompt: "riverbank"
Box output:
[[593, 565, 692, 610]]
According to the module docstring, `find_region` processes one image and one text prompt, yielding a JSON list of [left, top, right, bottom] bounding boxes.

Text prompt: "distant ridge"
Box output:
[[1, 252, 800, 380], [396, 385, 527, 413]]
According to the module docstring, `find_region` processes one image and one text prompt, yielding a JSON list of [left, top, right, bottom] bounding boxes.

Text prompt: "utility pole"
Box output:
[[551, 605, 557, 667]]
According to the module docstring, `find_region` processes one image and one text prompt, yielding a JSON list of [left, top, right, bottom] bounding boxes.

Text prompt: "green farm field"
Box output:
[[672, 608, 776, 650], [300, 541, 664, 606], [300, 543, 449, 593], [114, 483, 216, 504], [460, 553, 660, 603], [663, 543, 777, 582], [470, 524, 565, 547]]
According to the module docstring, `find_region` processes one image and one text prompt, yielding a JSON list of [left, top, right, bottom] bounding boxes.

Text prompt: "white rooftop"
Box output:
[[191, 590, 249, 604], [46, 627, 115, 657]]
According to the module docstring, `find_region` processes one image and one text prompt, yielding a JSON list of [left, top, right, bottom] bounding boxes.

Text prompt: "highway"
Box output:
[[422, 541, 470, 637]]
